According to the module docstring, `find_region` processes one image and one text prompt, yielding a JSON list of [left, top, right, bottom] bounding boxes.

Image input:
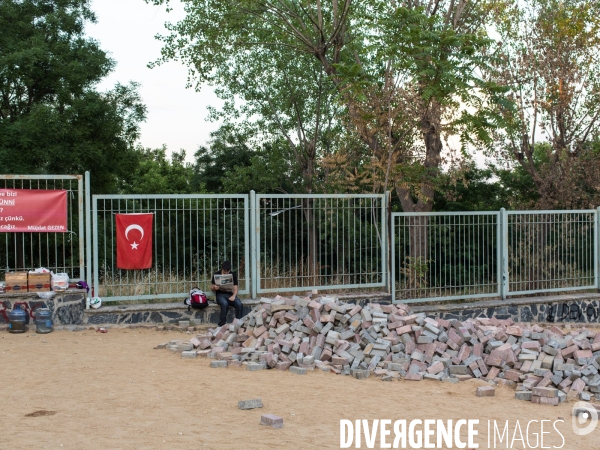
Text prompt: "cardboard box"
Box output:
[[5, 272, 28, 293], [28, 272, 51, 292]]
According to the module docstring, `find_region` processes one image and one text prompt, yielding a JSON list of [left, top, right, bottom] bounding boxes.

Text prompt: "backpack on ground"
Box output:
[[184, 288, 208, 311]]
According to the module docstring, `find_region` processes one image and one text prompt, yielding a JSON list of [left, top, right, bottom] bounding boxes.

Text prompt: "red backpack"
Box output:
[[184, 288, 208, 311]]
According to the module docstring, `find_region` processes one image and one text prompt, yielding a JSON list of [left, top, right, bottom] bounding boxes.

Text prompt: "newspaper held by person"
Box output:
[[213, 273, 234, 292]]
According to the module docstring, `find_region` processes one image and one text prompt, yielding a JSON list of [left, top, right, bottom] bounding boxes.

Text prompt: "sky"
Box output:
[[86, 0, 222, 162]]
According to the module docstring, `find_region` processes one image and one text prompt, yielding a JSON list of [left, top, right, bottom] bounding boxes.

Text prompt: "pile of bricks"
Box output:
[[160, 295, 600, 406]]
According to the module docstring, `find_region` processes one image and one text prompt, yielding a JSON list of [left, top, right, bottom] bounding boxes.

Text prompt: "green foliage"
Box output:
[[148, 0, 342, 193], [192, 124, 303, 194], [122, 146, 196, 194], [0, 0, 146, 193], [192, 125, 255, 193], [148, 0, 509, 209], [221, 138, 303, 194]]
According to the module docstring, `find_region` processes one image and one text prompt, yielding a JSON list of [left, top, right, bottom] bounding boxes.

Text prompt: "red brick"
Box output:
[[405, 373, 423, 381], [558, 378, 573, 389], [574, 349, 593, 359], [458, 344, 471, 362], [521, 341, 541, 351], [570, 378, 586, 394], [427, 362, 445, 375], [561, 345, 578, 357], [477, 359, 489, 376], [504, 369, 522, 382], [487, 367, 500, 380], [331, 356, 349, 366], [506, 326, 523, 337], [531, 396, 559, 406], [537, 377, 552, 388], [476, 386, 495, 397]]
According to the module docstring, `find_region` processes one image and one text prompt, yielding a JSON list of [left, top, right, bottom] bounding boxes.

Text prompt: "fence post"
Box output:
[[77, 175, 85, 280], [92, 195, 99, 303], [596, 207, 600, 292], [390, 211, 396, 304], [500, 208, 509, 300], [250, 190, 257, 299], [85, 171, 91, 309], [383, 191, 390, 294]]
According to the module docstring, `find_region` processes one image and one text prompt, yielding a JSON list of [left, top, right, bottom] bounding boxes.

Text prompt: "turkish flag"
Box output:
[[116, 213, 153, 269]]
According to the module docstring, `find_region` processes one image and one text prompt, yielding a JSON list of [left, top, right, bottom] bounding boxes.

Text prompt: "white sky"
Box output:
[[86, 0, 222, 162]]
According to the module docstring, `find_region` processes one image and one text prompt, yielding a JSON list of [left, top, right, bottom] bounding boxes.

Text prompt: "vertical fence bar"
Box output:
[[244, 195, 250, 297], [391, 213, 397, 303], [596, 207, 600, 291], [250, 190, 257, 299], [85, 172, 92, 308], [77, 175, 85, 279], [92, 195, 99, 300], [381, 191, 394, 294], [500, 208, 509, 300]]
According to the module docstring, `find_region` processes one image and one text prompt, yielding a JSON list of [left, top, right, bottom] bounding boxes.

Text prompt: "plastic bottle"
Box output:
[[8, 304, 27, 333], [35, 308, 53, 334]]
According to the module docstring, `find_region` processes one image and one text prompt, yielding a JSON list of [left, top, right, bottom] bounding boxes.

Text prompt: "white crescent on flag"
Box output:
[[124, 224, 144, 241]]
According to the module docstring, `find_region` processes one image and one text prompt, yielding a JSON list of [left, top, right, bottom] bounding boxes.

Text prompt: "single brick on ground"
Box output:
[[261, 414, 284, 428], [238, 399, 263, 410], [476, 386, 495, 397], [210, 360, 227, 368]]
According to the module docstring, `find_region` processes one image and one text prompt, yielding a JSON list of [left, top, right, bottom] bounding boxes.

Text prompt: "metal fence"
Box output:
[[4, 173, 596, 305], [252, 193, 387, 294], [0, 175, 85, 280], [92, 194, 249, 301], [506, 210, 597, 295], [392, 208, 599, 303], [392, 212, 500, 303]]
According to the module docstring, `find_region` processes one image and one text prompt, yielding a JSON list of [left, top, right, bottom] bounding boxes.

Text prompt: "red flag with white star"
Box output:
[[116, 213, 153, 269]]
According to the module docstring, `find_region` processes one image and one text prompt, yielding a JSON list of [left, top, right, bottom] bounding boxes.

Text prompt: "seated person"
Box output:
[[211, 260, 243, 326]]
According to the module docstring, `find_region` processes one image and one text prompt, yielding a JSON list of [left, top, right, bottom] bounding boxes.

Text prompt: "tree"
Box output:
[[150, 2, 341, 194], [490, 0, 600, 209], [122, 146, 195, 194], [150, 0, 508, 267], [0, 0, 146, 193], [221, 138, 303, 194], [192, 125, 255, 193]]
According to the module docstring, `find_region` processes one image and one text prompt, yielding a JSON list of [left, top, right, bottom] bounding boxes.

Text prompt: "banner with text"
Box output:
[[0, 189, 67, 232]]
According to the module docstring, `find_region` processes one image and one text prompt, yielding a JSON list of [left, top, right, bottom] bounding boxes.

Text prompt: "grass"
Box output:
[[97, 261, 386, 305]]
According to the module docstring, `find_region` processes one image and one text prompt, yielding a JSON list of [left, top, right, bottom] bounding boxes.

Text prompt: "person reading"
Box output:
[[211, 260, 243, 326]]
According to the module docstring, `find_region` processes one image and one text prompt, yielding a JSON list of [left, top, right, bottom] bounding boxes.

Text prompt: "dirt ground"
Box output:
[[1, 327, 598, 450]]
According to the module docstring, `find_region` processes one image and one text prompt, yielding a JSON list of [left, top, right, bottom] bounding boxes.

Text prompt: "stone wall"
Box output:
[[0, 290, 86, 326], [412, 293, 600, 325], [4, 291, 599, 327], [84, 302, 256, 326]]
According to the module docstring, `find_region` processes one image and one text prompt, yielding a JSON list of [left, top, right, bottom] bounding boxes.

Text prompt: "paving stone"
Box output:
[[289, 366, 306, 375], [515, 391, 532, 401], [261, 414, 284, 428], [239, 398, 263, 410], [210, 360, 228, 368], [476, 386, 495, 397]]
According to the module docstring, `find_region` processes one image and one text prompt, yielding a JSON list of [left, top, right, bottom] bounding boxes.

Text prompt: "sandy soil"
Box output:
[[1, 327, 598, 450]]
